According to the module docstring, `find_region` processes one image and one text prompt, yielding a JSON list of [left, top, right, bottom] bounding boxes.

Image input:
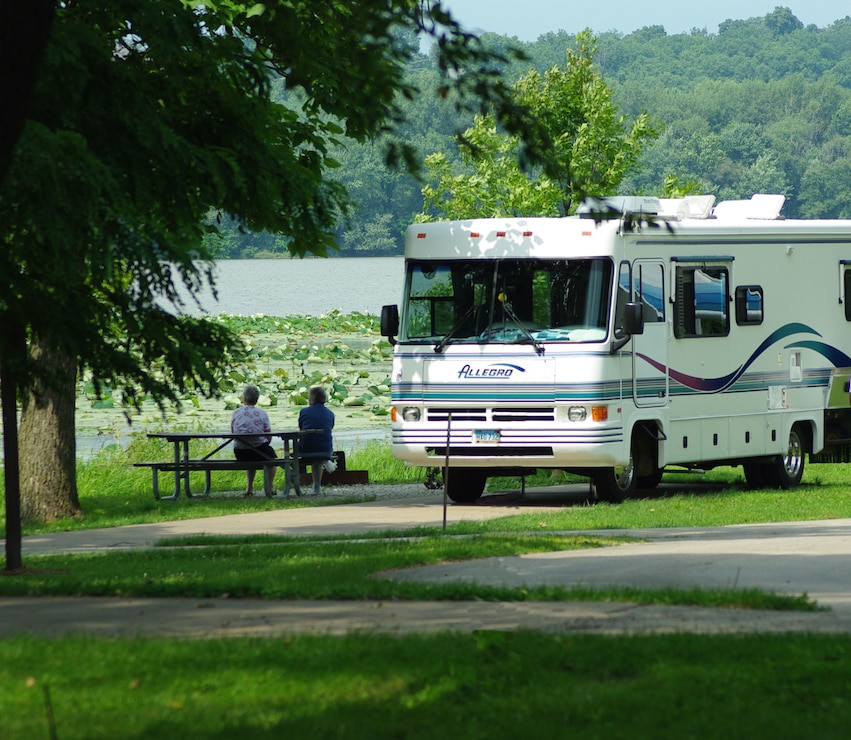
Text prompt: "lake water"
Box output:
[[175, 256, 406, 316], [1, 258, 405, 461], [73, 257, 407, 459]]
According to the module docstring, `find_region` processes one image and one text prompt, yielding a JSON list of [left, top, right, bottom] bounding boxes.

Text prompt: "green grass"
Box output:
[[449, 482, 851, 533], [4, 633, 851, 739], [2, 440, 846, 614], [0, 534, 814, 611], [3, 449, 848, 739], [1, 440, 417, 537], [346, 438, 425, 483], [5, 443, 851, 538]]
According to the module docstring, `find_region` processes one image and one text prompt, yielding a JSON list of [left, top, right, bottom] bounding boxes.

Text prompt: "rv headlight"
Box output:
[[401, 406, 421, 422], [567, 406, 587, 422]]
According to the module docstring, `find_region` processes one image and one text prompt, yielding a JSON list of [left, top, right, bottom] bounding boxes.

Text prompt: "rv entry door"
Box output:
[[631, 260, 668, 407]]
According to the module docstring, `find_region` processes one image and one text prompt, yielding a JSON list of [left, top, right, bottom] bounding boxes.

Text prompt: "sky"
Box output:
[[441, 1, 849, 40]]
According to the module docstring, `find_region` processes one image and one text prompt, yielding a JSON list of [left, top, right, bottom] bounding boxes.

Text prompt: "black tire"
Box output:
[[445, 468, 487, 503], [633, 423, 662, 490], [637, 467, 664, 490], [593, 455, 637, 503], [764, 426, 806, 489]]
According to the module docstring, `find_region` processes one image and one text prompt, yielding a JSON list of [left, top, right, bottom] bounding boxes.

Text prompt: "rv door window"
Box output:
[[635, 263, 665, 322]]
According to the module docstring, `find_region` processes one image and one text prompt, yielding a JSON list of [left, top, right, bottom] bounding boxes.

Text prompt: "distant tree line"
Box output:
[[211, 7, 851, 258]]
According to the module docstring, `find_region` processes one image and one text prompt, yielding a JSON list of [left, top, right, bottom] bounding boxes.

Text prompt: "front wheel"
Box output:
[[593, 456, 637, 503], [445, 468, 487, 503], [637, 467, 664, 490]]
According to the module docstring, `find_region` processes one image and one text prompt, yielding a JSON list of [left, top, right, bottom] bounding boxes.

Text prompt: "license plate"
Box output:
[[473, 430, 500, 444]]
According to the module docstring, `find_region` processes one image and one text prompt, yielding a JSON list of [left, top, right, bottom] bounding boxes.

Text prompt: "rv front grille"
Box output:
[[492, 407, 557, 422], [426, 407, 556, 423], [427, 408, 487, 422]]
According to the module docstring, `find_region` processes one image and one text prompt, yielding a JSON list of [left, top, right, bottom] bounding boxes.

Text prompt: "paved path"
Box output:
[[4, 487, 851, 636]]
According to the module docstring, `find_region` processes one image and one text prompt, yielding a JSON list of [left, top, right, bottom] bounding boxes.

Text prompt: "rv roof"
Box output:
[[578, 193, 785, 221], [712, 194, 786, 220]]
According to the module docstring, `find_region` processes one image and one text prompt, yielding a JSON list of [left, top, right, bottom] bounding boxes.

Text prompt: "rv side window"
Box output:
[[405, 263, 473, 339], [674, 265, 730, 338], [844, 270, 851, 321], [735, 286, 763, 325]]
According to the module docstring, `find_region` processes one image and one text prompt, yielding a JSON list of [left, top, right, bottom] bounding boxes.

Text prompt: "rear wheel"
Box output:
[[764, 425, 806, 489], [445, 468, 487, 503]]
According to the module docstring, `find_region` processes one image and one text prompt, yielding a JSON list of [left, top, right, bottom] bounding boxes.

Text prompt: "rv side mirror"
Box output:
[[623, 302, 644, 336], [380, 304, 399, 345]]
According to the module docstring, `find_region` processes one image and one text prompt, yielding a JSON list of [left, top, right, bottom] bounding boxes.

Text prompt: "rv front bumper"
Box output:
[[390, 423, 628, 469]]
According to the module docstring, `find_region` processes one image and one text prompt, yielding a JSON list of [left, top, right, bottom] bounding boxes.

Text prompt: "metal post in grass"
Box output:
[[442, 411, 451, 532]]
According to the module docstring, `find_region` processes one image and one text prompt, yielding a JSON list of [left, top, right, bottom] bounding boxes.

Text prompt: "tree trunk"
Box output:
[[1, 366, 23, 571], [19, 339, 81, 523]]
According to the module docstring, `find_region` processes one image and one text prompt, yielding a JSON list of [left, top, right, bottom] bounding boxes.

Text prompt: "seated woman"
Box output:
[[230, 383, 276, 497], [298, 385, 336, 494]]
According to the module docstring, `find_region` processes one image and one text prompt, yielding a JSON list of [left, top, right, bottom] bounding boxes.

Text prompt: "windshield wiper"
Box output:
[[434, 305, 476, 354], [497, 292, 545, 354]]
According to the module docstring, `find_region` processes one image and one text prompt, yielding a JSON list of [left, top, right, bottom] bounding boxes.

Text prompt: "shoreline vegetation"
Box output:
[[75, 310, 394, 441]]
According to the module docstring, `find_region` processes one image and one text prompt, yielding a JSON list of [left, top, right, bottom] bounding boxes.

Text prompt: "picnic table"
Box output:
[[137, 430, 320, 501]]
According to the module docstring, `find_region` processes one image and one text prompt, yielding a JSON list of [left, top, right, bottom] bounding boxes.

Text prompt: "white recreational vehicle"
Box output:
[[380, 194, 851, 503]]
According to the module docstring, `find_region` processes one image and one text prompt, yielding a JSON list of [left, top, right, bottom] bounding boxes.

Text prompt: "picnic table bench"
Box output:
[[298, 451, 369, 486], [136, 431, 316, 501]]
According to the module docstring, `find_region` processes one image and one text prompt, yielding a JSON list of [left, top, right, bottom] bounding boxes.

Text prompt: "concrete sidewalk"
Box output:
[[17, 490, 522, 556], [5, 487, 851, 636]]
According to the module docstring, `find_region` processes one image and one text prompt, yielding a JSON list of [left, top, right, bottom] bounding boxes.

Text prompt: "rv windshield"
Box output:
[[401, 259, 613, 346]]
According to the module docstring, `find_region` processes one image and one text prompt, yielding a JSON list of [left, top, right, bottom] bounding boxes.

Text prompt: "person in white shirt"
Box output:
[[230, 384, 275, 496]]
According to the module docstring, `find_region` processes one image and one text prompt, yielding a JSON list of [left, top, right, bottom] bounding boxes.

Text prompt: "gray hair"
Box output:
[[308, 385, 327, 404], [242, 384, 260, 405]]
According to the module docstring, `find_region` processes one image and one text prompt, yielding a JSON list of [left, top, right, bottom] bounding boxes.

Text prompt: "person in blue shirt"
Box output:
[[298, 385, 336, 494]]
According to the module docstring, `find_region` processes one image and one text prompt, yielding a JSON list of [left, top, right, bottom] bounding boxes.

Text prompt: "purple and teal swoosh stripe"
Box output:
[[636, 323, 851, 393]]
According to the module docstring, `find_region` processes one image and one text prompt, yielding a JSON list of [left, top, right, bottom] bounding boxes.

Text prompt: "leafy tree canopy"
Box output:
[[0, 0, 553, 546], [1, 0, 548, 395], [419, 32, 659, 220]]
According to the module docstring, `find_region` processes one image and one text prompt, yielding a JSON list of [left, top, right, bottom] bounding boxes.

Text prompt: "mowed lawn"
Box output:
[[4, 632, 851, 739], [3, 459, 851, 738]]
